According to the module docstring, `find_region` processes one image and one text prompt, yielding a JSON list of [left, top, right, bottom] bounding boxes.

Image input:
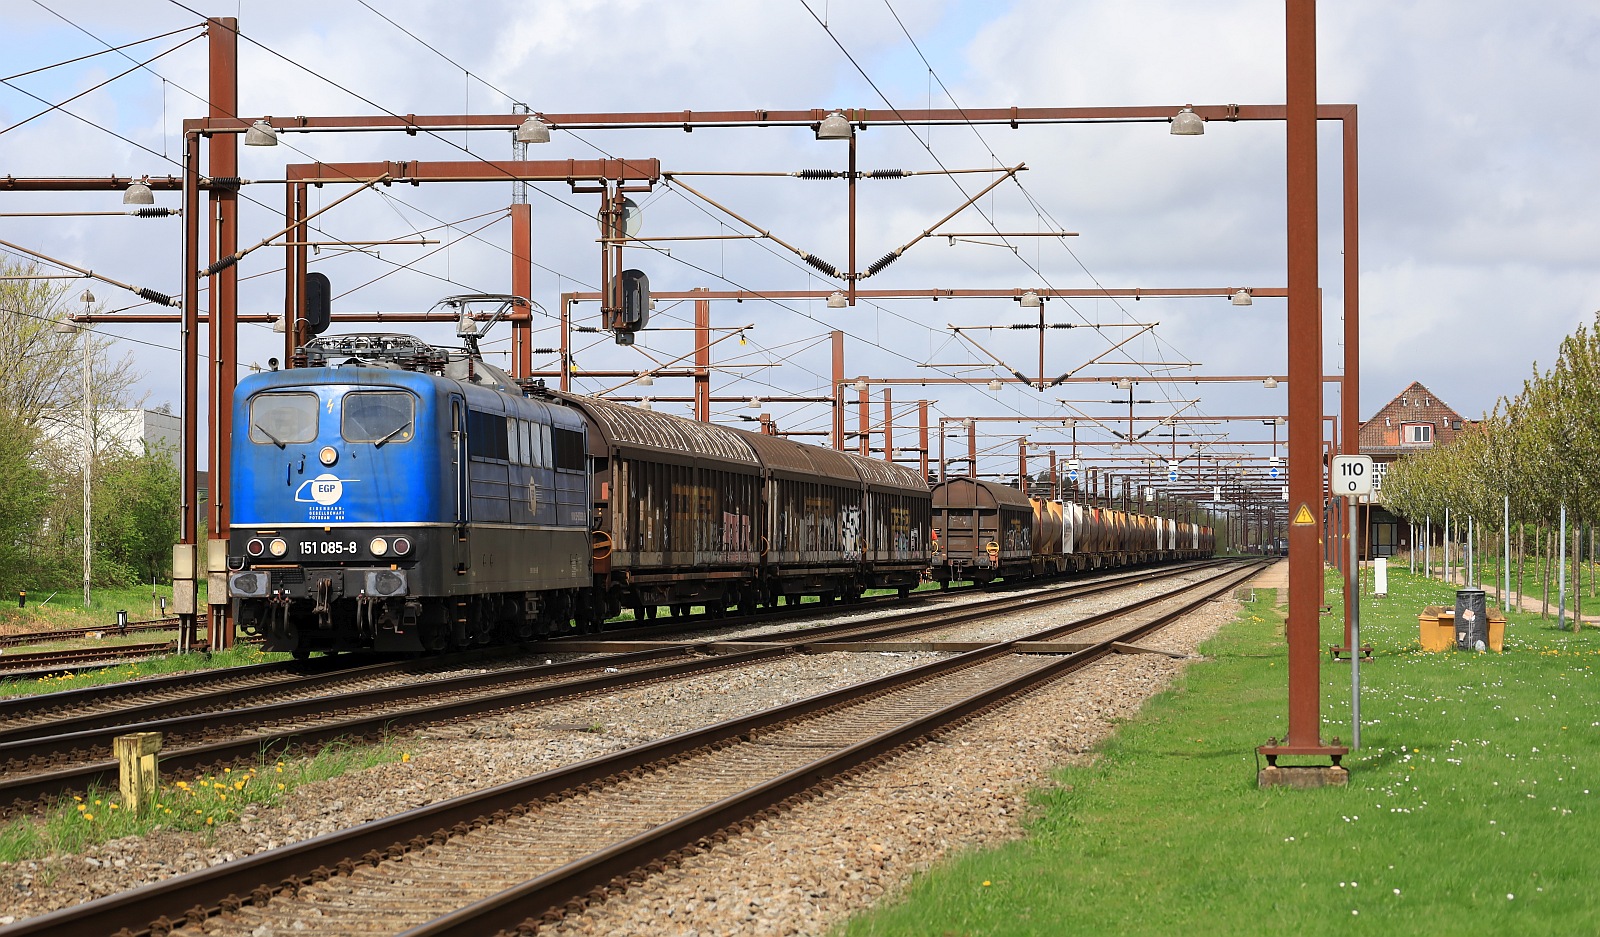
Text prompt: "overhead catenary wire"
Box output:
[[873, 0, 1221, 431], [1, 20, 202, 82], [26, 2, 590, 303], [0, 31, 204, 136], [20, 4, 1104, 452]]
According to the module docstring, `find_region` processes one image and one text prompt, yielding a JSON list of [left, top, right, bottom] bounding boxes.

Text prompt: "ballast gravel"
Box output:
[[545, 594, 1237, 937], [0, 586, 1237, 935]]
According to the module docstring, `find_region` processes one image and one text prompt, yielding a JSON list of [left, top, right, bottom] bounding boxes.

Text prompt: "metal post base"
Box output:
[[1327, 644, 1373, 661], [1256, 736, 1350, 788], [1258, 764, 1349, 788]]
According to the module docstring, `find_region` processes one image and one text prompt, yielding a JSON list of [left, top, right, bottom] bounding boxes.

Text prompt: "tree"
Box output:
[[92, 443, 182, 586], [0, 261, 139, 430], [0, 409, 55, 594], [1, 258, 150, 591]]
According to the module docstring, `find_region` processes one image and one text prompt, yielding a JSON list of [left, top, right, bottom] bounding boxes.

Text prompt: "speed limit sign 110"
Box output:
[[1331, 455, 1375, 496]]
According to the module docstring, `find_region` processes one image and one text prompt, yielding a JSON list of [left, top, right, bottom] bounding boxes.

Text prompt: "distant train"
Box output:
[[226, 326, 928, 656], [929, 477, 1214, 586]]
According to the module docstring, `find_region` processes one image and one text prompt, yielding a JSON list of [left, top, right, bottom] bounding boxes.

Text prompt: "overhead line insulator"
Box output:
[[865, 251, 900, 276], [801, 253, 839, 278]]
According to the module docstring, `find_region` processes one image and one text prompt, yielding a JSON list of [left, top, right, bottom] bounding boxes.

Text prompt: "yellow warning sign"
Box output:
[[1291, 503, 1316, 526]]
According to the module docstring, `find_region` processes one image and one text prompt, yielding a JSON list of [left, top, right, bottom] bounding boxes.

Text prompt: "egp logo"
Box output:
[[295, 473, 358, 506]]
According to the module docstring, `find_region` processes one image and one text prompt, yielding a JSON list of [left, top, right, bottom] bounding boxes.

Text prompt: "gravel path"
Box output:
[[544, 592, 1239, 937], [0, 580, 1237, 933]]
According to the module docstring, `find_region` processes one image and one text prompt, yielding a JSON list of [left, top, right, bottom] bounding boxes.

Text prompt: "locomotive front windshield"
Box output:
[[342, 391, 414, 444], [249, 392, 318, 445]]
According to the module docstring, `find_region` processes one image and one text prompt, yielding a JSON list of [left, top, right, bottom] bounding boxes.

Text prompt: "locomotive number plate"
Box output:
[[300, 539, 360, 557]]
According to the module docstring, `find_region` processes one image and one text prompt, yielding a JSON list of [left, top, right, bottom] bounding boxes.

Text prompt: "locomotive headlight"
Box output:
[[319, 446, 338, 466], [246, 538, 265, 557], [269, 538, 288, 557], [392, 537, 412, 556], [369, 537, 389, 556]]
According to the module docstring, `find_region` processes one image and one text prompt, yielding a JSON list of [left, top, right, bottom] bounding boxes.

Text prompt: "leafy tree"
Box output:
[[93, 444, 182, 586], [0, 410, 55, 594], [1, 258, 152, 591], [0, 261, 139, 430]]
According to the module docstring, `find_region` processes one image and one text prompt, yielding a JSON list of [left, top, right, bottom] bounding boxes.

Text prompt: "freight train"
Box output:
[[929, 477, 1214, 586], [226, 313, 1213, 657], [226, 326, 929, 656]]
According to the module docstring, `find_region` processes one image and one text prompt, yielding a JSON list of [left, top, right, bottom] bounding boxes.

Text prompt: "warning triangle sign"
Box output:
[[1291, 503, 1316, 526]]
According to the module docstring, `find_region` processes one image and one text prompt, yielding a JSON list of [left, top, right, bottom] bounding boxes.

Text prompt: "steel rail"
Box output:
[[0, 646, 788, 808], [578, 559, 1217, 644], [2, 561, 1263, 937], [0, 618, 181, 649], [750, 559, 1231, 646], [414, 561, 1267, 937], [0, 562, 1227, 806], [0, 645, 704, 765], [0, 650, 504, 731], [0, 642, 176, 672]]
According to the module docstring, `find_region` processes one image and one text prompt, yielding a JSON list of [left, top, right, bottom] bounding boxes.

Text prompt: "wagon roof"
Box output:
[[554, 393, 759, 465], [840, 450, 930, 493], [731, 428, 862, 483], [931, 476, 1032, 510]]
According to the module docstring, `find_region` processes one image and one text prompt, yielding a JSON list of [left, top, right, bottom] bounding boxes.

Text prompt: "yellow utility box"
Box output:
[[1418, 606, 1453, 652], [1487, 613, 1505, 653], [1418, 606, 1505, 652]]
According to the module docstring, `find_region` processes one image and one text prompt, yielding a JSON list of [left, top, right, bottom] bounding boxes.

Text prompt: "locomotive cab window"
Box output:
[[249, 392, 318, 446], [342, 391, 415, 444]]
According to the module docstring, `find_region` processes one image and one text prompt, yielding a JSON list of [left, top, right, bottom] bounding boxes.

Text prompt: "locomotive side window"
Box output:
[[518, 420, 532, 466], [249, 392, 318, 446], [507, 419, 522, 464], [552, 427, 585, 472], [467, 410, 509, 459], [342, 391, 414, 444], [535, 424, 551, 467]]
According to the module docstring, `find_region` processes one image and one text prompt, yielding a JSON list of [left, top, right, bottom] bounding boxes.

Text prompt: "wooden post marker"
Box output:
[[113, 732, 163, 814]]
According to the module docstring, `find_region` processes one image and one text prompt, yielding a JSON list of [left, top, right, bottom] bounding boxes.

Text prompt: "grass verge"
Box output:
[[0, 582, 205, 636], [0, 738, 411, 864], [0, 645, 289, 699], [839, 567, 1600, 936]]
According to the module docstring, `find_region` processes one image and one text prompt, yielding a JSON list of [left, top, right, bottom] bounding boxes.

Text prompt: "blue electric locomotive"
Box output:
[[227, 332, 597, 655]]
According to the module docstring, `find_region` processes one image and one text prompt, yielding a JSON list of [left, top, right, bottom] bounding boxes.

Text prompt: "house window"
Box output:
[[1403, 422, 1433, 444]]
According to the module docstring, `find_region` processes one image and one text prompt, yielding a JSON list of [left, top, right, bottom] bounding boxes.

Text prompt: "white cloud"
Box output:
[[2, 0, 1597, 468]]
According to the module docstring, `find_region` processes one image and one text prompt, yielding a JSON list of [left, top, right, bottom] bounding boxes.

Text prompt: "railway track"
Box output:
[[0, 560, 1240, 811], [0, 641, 180, 673], [5, 558, 1265, 936], [0, 617, 182, 650], [0, 560, 1201, 738]]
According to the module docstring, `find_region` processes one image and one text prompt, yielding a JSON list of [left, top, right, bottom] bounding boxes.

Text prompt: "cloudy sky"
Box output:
[[3, 0, 1597, 476]]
